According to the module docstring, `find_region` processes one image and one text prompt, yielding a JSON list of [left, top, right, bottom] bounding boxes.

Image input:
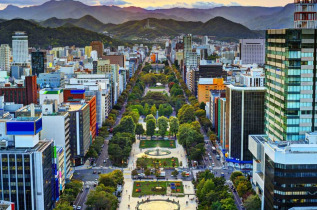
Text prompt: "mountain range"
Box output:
[[0, 19, 127, 48], [0, 0, 294, 30], [37, 16, 264, 40]]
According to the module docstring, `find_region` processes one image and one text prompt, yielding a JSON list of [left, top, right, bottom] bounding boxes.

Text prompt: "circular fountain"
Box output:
[[145, 146, 171, 156]]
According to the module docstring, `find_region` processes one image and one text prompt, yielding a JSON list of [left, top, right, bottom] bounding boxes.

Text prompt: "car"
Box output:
[[212, 163, 215, 167], [95, 179, 98, 182], [208, 166, 212, 170], [209, 156, 212, 160], [93, 163, 96, 167], [81, 188, 84, 192], [98, 171, 101, 174], [103, 159, 106, 163], [221, 172, 225, 177], [216, 155, 220, 160], [86, 185, 90, 189], [138, 173, 145, 177], [222, 166, 226, 170], [164, 137, 169, 140], [93, 171, 97, 174], [101, 144, 104, 148], [77, 206, 81, 210], [72, 205, 76, 209], [93, 183, 97, 187]]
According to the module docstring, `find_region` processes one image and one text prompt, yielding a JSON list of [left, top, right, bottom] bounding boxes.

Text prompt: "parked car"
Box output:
[[93, 171, 97, 174], [221, 172, 225, 177], [77, 206, 81, 210], [98, 171, 101, 174]]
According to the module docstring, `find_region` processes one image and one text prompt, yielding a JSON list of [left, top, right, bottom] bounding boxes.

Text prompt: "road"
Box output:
[[73, 185, 91, 209]]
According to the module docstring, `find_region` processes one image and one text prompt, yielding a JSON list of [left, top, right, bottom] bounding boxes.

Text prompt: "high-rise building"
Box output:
[[225, 68, 266, 167], [239, 39, 265, 65], [265, 29, 317, 141], [90, 41, 104, 58], [249, 133, 317, 210], [197, 78, 226, 103], [0, 116, 56, 210], [31, 51, 46, 76], [294, 0, 317, 29], [0, 44, 11, 72], [202, 36, 209, 45], [12, 32, 28, 65]]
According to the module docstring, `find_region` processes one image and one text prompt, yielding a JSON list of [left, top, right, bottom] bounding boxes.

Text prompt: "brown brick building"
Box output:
[[0, 75, 37, 105]]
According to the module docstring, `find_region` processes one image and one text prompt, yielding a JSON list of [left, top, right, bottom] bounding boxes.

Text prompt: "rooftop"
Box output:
[[0, 140, 52, 153]]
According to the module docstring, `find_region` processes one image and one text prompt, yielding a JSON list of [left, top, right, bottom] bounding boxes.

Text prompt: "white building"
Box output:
[[202, 36, 209, 45], [0, 44, 11, 72], [12, 32, 29, 65], [249, 134, 317, 210], [239, 39, 265, 65], [39, 88, 64, 105]]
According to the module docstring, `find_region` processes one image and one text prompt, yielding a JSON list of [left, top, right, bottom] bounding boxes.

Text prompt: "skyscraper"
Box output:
[[31, 51, 46, 76], [12, 32, 28, 65], [265, 29, 317, 141], [294, 0, 317, 29], [0, 44, 11, 72], [239, 39, 265, 65]]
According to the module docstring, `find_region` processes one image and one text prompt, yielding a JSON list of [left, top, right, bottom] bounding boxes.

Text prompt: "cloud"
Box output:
[[83, 0, 130, 6], [146, 1, 241, 10]]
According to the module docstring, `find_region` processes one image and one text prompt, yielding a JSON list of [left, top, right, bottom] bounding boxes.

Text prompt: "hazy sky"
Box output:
[[0, 0, 292, 10]]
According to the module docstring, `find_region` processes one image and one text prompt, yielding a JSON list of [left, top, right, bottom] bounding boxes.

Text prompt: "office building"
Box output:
[[249, 133, 317, 209], [37, 72, 65, 89], [11, 65, 24, 79], [59, 102, 90, 166], [239, 39, 265, 65], [0, 201, 15, 210], [294, 0, 317, 29], [0, 44, 10, 72], [0, 76, 37, 105], [41, 101, 72, 184], [31, 51, 46, 76], [197, 78, 226, 103], [90, 41, 104, 58], [103, 55, 126, 68], [85, 46, 92, 58], [265, 29, 317, 141], [225, 69, 266, 167], [202, 36, 209, 45], [39, 88, 64, 105], [218, 98, 226, 149], [12, 32, 28, 65], [194, 63, 226, 96], [0, 116, 56, 210]]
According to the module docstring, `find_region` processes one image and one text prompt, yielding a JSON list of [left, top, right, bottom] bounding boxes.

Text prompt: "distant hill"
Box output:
[[103, 17, 263, 40], [0, 19, 127, 48], [40, 15, 108, 32], [244, 4, 294, 30], [0, 0, 291, 29]]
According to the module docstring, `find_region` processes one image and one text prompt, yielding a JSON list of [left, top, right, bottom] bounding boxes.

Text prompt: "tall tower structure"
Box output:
[[294, 0, 317, 29], [12, 31, 29, 65]]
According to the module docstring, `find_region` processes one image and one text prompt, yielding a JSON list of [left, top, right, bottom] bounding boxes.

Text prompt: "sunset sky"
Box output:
[[0, 0, 292, 10]]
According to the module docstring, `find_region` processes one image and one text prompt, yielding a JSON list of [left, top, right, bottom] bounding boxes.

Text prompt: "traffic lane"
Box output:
[[96, 140, 109, 166], [73, 169, 115, 182], [76, 187, 90, 209]]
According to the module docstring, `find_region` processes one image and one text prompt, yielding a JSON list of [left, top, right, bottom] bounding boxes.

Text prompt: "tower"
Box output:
[[294, 0, 317, 29], [12, 31, 29, 65]]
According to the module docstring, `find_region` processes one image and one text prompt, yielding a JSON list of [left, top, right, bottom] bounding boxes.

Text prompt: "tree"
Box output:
[[200, 102, 206, 110], [135, 123, 145, 139], [132, 169, 138, 177], [146, 119, 156, 140], [86, 190, 117, 210], [54, 201, 73, 210], [144, 168, 151, 177], [171, 170, 179, 177], [191, 121, 201, 133], [85, 147, 98, 159], [145, 114, 155, 122], [169, 117, 179, 139], [158, 104, 165, 116], [195, 109, 206, 118], [177, 104, 195, 124], [230, 171, 243, 182], [220, 197, 237, 210], [244, 195, 261, 210], [158, 116, 168, 137], [236, 182, 249, 197], [117, 116, 136, 135], [144, 103, 150, 115], [137, 158, 147, 170], [150, 104, 157, 116]]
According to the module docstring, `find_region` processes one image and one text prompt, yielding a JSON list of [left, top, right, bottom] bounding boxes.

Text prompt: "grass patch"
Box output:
[[140, 140, 176, 148], [132, 181, 184, 197], [137, 157, 179, 168], [149, 86, 166, 89]]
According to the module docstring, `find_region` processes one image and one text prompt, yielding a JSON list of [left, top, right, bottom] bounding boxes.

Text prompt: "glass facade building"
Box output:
[[265, 29, 317, 141]]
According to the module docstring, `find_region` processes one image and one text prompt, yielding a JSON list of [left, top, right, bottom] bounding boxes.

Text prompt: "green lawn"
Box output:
[[140, 140, 176, 148], [137, 157, 179, 168], [132, 181, 184, 197], [149, 86, 166, 89]]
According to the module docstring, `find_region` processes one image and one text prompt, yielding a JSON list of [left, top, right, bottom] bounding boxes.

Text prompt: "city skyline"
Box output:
[[0, 0, 292, 10]]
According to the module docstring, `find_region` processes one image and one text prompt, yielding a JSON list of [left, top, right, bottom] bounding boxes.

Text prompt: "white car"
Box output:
[[77, 206, 81, 210]]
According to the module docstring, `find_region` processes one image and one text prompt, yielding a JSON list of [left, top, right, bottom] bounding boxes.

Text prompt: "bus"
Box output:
[[212, 147, 217, 153]]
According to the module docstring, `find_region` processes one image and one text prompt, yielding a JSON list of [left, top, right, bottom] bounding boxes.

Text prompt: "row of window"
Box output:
[[274, 190, 317, 196]]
